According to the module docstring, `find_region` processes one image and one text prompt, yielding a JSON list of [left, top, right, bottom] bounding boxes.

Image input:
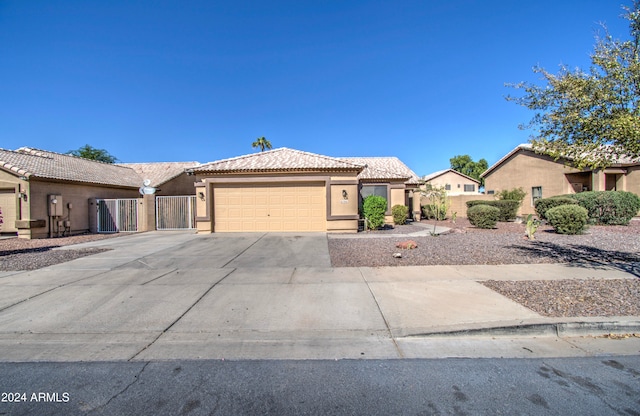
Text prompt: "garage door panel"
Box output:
[[214, 183, 326, 232]]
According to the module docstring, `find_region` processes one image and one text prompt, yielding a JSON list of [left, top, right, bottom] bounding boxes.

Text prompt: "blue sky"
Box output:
[[0, 1, 632, 175]]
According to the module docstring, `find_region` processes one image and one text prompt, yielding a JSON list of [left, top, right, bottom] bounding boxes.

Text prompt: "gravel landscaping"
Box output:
[[0, 233, 120, 271], [328, 218, 640, 267], [329, 218, 640, 318]]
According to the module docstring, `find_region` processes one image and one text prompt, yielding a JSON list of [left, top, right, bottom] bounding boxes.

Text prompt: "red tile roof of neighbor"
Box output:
[[0, 147, 143, 187]]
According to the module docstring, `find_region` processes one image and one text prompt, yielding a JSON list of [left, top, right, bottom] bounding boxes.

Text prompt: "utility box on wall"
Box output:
[[48, 195, 63, 216]]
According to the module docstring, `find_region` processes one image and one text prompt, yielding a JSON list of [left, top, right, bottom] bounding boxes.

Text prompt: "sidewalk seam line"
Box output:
[[359, 267, 405, 358]]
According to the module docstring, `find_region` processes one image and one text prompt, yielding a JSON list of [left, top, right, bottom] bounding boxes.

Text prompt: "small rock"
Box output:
[[392, 252, 402, 258], [396, 240, 418, 249]]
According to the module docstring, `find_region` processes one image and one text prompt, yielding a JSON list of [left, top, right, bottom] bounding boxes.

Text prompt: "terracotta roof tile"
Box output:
[[119, 161, 200, 187], [339, 157, 420, 185], [195, 148, 364, 173], [0, 147, 142, 187]]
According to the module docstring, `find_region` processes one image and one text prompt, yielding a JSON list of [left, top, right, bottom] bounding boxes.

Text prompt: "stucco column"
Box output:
[[137, 194, 156, 232]]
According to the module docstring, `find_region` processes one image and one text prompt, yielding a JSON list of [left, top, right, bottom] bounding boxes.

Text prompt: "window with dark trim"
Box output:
[[532, 186, 542, 205], [464, 184, 475, 192], [361, 185, 388, 201]]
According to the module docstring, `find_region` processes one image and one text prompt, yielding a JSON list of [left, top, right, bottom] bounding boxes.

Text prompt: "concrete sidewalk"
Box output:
[[0, 231, 638, 362]]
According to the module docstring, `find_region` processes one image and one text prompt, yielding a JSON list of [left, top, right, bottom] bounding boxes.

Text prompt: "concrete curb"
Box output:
[[404, 320, 640, 338]]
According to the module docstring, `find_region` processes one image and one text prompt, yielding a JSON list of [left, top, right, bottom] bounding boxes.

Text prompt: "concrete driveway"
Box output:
[[0, 231, 638, 362]]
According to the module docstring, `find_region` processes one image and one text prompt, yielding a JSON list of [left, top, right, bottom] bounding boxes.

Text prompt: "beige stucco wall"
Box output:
[[27, 180, 139, 239], [483, 150, 583, 216], [447, 194, 495, 218], [426, 171, 479, 195], [156, 174, 196, 196], [627, 166, 640, 196], [329, 183, 358, 217]]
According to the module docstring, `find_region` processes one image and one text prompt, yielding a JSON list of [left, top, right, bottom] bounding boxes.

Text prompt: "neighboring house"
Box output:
[[421, 169, 481, 195], [192, 148, 420, 233], [0, 147, 143, 238], [481, 144, 640, 216], [118, 161, 200, 195]]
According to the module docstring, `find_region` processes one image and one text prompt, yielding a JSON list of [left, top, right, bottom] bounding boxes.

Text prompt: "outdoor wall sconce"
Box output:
[[342, 189, 348, 200], [198, 191, 205, 201], [19, 191, 28, 202]]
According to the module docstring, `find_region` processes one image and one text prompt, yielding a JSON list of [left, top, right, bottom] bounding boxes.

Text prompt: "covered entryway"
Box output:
[[0, 189, 17, 233], [213, 183, 326, 232]]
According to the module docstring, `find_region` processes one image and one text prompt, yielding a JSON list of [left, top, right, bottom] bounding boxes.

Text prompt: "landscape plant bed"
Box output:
[[329, 218, 640, 267]]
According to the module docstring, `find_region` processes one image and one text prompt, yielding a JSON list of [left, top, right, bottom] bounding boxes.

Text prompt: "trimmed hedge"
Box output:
[[567, 191, 640, 225], [546, 204, 588, 235], [391, 204, 409, 225], [466, 200, 519, 222], [534, 197, 579, 221], [467, 204, 500, 229]]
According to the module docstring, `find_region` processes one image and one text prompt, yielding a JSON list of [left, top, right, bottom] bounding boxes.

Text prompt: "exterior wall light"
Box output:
[[19, 191, 28, 202], [342, 189, 348, 199], [198, 191, 205, 201]]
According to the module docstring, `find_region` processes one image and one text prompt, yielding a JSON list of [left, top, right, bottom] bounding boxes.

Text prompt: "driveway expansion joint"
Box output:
[[127, 268, 237, 361]]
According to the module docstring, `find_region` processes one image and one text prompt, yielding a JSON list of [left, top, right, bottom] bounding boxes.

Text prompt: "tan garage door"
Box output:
[[214, 183, 326, 232], [0, 189, 17, 233]]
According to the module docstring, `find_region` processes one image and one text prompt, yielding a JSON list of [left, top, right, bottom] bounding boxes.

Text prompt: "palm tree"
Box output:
[[252, 137, 272, 152]]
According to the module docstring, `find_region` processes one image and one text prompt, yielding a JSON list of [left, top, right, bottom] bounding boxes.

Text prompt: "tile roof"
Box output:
[[119, 161, 200, 187], [339, 157, 421, 184], [422, 168, 480, 184], [0, 147, 142, 187], [194, 148, 364, 173]]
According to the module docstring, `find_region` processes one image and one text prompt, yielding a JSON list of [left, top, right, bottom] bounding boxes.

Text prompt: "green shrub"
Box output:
[[421, 203, 447, 220], [363, 195, 387, 230], [391, 204, 409, 225], [467, 204, 500, 229], [466, 200, 519, 222], [534, 197, 579, 221], [567, 191, 640, 225], [497, 187, 527, 203], [421, 185, 450, 220], [546, 205, 588, 235]]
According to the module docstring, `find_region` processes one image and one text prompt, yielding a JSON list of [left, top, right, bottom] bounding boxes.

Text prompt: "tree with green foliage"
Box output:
[[506, 3, 640, 169], [252, 136, 273, 152], [449, 155, 488, 186], [68, 145, 117, 163]]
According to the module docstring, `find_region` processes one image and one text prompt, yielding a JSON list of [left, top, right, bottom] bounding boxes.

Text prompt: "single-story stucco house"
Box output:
[[481, 144, 640, 216], [0, 146, 420, 237], [0, 147, 202, 238], [421, 168, 481, 195], [192, 148, 421, 234]]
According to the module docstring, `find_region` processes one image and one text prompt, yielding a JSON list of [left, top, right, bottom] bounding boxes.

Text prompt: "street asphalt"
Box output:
[[0, 230, 638, 362]]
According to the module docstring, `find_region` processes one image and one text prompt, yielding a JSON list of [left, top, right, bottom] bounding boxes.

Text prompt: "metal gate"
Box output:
[[97, 199, 138, 233], [156, 195, 196, 230]]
